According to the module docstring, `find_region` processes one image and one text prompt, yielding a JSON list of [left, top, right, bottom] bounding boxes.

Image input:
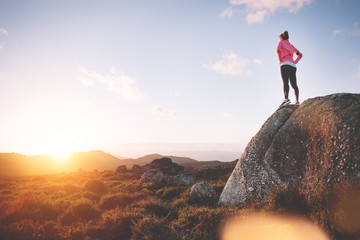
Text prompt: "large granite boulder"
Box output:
[[219, 93, 360, 205]]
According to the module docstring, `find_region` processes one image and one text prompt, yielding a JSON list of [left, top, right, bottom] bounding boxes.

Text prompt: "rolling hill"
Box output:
[[0, 151, 239, 176]]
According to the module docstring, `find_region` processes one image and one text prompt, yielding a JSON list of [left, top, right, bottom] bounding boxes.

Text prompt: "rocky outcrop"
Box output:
[[219, 93, 360, 205], [132, 164, 143, 175], [140, 169, 163, 184], [167, 172, 195, 186], [190, 181, 217, 199], [139, 157, 193, 184], [143, 157, 184, 175]]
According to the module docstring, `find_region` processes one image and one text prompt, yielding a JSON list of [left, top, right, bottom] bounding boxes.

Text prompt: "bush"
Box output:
[[131, 216, 175, 240], [99, 192, 142, 210], [61, 183, 78, 192], [171, 206, 228, 240], [143, 200, 170, 218], [72, 200, 100, 221], [61, 199, 100, 225], [91, 207, 140, 240], [156, 186, 186, 202], [267, 186, 308, 215], [0, 220, 64, 240], [83, 180, 107, 195], [4, 196, 61, 222]]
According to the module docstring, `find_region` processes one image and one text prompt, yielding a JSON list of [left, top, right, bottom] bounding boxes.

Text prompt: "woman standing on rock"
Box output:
[[277, 31, 303, 107]]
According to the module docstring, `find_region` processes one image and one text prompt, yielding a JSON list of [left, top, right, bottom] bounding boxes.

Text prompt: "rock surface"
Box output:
[[167, 172, 195, 186], [143, 157, 184, 175], [219, 93, 360, 205], [132, 164, 143, 175], [140, 169, 163, 184], [190, 181, 217, 198]]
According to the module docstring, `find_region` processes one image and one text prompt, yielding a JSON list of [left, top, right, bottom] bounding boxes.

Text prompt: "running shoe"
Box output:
[[279, 99, 290, 108]]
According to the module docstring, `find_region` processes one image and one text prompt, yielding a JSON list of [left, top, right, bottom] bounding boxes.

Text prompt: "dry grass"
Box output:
[[0, 172, 358, 240]]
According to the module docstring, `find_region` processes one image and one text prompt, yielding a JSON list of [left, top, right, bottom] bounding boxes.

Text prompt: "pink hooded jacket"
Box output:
[[277, 39, 302, 65]]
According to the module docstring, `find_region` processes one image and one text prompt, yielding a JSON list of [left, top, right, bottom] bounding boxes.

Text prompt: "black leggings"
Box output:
[[281, 65, 299, 101]]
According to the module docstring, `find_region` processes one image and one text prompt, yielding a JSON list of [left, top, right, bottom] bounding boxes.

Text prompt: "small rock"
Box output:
[[116, 165, 127, 173], [132, 164, 143, 175], [190, 181, 216, 198]]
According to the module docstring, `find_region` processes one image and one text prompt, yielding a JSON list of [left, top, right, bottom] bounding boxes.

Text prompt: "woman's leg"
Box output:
[[289, 67, 299, 103], [280, 65, 290, 99]]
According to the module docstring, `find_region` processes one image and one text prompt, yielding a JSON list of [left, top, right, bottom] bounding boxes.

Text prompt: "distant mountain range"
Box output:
[[0, 151, 240, 176]]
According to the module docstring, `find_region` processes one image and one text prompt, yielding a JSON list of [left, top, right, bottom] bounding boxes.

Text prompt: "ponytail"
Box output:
[[280, 31, 289, 40]]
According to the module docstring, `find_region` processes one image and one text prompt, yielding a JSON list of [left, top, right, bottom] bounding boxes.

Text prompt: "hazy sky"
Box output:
[[1, 0, 359, 157]]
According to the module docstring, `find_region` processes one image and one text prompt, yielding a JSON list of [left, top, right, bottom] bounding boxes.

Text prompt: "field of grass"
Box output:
[[0, 170, 359, 240]]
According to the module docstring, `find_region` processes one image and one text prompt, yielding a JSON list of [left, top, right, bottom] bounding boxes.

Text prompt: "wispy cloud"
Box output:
[[203, 51, 255, 77], [152, 106, 176, 120], [333, 22, 360, 37], [220, 7, 233, 17], [221, 0, 314, 24], [0, 28, 8, 36], [79, 66, 144, 101], [0, 28, 8, 52], [253, 59, 263, 66], [332, 29, 343, 36]]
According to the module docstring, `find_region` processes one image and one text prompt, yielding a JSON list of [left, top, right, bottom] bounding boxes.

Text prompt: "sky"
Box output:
[[0, 0, 360, 159]]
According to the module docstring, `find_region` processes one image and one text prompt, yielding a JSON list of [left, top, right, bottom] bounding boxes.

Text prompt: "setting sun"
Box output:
[[52, 151, 70, 163]]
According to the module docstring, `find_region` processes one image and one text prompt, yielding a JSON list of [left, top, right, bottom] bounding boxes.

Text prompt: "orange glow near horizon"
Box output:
[[52, 151, 70, 163]]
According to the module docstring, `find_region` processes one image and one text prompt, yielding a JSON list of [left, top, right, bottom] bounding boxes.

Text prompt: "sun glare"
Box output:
[[52, 151, 70, 163]]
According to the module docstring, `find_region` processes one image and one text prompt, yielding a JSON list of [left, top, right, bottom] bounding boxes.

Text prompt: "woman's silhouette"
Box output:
[[277, 31, 303, 107]]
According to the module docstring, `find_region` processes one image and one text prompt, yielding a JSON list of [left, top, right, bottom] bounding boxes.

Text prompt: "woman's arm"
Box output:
[[294, 51, 303, 64]]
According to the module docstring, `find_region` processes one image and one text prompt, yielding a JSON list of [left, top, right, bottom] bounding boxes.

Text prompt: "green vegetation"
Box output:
[[0, 171, 358, 240]]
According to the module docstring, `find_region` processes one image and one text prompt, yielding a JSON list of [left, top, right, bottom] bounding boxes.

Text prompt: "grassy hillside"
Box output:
[[0, 170, 358, 239]]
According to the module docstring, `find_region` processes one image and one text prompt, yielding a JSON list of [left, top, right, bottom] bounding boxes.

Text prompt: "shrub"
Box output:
[[61, 199, 100, 225], [5, 196, 61, 222], [143, 200, 170, 218], [82, 191, 101, 202], [156, 186, 186, 202], [211, 181, 226, 196], [0, 219, 65, 240], [72, 200, 100, 221], [267, 186, 308, 215], [60, 210, 77, 226], [171, 206, 228, 240], [61, 183, 78, 192], [99, 192, 142, 210], [91, 207, 140, 240], [131, 216, 175, 240], [83, 180, 107, 195]]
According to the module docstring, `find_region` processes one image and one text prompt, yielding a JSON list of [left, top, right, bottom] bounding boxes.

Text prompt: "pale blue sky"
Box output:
[[0, 0, 359, 158]]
